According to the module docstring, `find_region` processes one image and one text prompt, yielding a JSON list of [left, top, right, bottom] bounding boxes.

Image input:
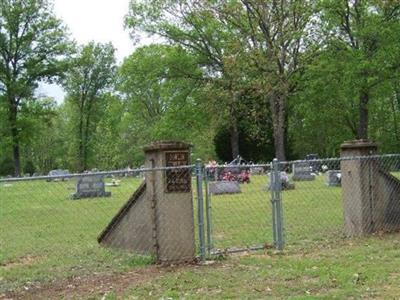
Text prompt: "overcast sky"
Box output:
[[37, 0, 139, 102]]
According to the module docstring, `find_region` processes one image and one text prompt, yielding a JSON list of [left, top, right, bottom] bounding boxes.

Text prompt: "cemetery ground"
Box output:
[[1, 172, 400, 299]]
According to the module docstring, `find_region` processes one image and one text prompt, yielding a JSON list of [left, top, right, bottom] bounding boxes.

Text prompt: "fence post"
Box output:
[[196, 159, 206, 261], [204, 167, 213, 256], [271, 158, 284, 250]]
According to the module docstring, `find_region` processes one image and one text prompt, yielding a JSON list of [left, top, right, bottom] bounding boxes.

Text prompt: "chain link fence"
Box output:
[[279, 154, 400, 250], [204, 164, 272, 254], [203, 154, 400, 255], [0, 168, 165, 293], [1, 153, 400, 293]]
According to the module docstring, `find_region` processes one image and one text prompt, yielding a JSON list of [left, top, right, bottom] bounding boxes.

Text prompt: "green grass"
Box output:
[[210, 174, 343, 251], [1, 172, 399, 295], [125, 233, 400, 299], [0, 177, 153, 292]]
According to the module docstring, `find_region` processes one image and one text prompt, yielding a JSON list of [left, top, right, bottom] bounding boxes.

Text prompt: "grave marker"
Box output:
[[326, 170, 341, 187], [292, 162, 315, 181], [71, 175, 111, 199]]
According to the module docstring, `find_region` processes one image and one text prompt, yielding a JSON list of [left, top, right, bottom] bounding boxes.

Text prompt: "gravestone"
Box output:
[[292, 162, 315, 181], [306, 154, 321, 173], [267, 171, 295, 191], [251, 167, 264, 175], [47, 169, 70, 182], [326, 170, 341, 187], [209, 181, 241, 195], [71, 175, 111, 199]]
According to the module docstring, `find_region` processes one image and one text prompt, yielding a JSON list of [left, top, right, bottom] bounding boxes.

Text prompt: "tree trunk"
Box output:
[[229, 91, 240, 160], [8, 99, 21, 176], [357, 90, 369, 140], [11, 130, 21, 177], [392, 89, 400, 145], [78, 113, 85, 172], [83, 109, 92, 171], [270, 92, 287, 161], [230, 120, 240, 160]]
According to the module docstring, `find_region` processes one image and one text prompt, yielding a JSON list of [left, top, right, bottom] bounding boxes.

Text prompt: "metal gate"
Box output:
[[194, 159, 284, 260]]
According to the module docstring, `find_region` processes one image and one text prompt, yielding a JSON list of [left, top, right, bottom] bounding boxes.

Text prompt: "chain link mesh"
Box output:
[[280, 154, 400, 249], [205, 164, 272, 254], [1, 154, 400, 293]]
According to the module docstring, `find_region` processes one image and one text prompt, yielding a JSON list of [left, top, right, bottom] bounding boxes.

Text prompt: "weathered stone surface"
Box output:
[[98, 182, 153, 254], [341, 140, 400, 237], [292, 162, 315, 181], [380, 171, 400, 231], [209, 181, 241, 195], [47, 169, 70, 182], [99, 141, 196, 263], [267, 172, 295, 191], [326, 170, 341, 187], [71, 175, 111, 199]]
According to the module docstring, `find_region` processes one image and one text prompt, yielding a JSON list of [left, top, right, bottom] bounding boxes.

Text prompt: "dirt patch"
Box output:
[[2, 266, 166, 300], [0, 262, 217, 300], [1, 256, 41, 270]]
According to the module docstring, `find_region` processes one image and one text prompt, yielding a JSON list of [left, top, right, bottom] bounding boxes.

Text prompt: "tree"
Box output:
[[62, 42, 117, 172], [126, 0, 258, 159], [319, 0, 400, 140], [20, 97, 67, 173], [119, 44, 215, 164], [0, 0, 70, 176], [226, 0, 316, 160], [91, 93, 125, 170]]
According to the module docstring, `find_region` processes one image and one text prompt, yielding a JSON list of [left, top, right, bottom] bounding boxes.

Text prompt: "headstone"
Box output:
[[326, 170, 341, 187], [292, 162, 315, 181], [267, 172, 295, 191], [251, 167, 264, 175], [209, 181, 241, 195], [71, 175, 111, 199], [47, 169, 70, 181], [306, 154, 320, 173], [206, 161, 218, 181]]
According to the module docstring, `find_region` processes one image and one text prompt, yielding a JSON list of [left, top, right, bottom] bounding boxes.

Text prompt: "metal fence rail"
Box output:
[[204, 163, 273, 254], [278, 154, 400, 250], [0, 166, 198, 293], [1, 153, 400, 293]]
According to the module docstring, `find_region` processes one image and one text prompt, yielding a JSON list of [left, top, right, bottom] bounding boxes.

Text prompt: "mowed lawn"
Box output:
[[0, 177, 152, 292], [1, 172, 399, 296], [210, 174, 343, 251], [124, 233, 400, 299]]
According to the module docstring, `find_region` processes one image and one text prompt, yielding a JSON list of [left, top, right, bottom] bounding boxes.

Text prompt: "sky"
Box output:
[[37, 0, 137, 102]]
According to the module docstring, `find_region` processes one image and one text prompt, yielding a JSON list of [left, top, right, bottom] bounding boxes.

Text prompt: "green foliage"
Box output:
[[0, 0, 71, 175], [1, 0, 400, 174], [118, 44, 216, 164], [91, 93, 125, 169], [23, 160, 35, 175], [62, 42, 117, 171], [0, 156, 14, 176], [288, 0, 400, 157], [214, 123, 274, 163]]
